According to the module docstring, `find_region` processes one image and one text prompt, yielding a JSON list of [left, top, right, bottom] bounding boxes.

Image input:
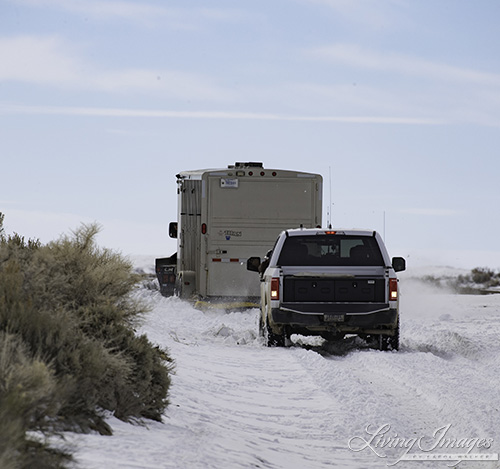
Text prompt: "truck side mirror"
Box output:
[[169, 222, 178, 239], [392, 257, 406, 272], [247, 257, 261, 272]]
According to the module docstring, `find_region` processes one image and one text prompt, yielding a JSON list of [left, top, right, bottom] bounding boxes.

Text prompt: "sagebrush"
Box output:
[[0, 215, 173, 468]]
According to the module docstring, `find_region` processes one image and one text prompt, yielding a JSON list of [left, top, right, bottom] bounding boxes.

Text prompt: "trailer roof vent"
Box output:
[[229, 162, 264, 169]]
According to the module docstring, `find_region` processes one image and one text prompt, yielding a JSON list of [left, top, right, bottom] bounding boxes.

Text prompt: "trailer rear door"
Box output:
[[205, 174, 320, 298]]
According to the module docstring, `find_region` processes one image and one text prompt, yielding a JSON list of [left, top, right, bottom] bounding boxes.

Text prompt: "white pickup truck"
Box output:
[[247, 228, 406, 350]]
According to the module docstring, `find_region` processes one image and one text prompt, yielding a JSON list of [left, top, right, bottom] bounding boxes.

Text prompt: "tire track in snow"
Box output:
[[166, 341, 377, 468]]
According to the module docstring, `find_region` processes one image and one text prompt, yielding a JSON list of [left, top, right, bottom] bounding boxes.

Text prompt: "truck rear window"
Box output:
[[277, 235, 384, 267]]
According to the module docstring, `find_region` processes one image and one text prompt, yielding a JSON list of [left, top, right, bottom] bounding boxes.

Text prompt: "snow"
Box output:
[[65, 264, 500, 469]]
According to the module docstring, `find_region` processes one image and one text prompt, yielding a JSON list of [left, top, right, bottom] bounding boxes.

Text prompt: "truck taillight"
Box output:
[[389, 278, 398, 301], [271, 278, 280, 300]]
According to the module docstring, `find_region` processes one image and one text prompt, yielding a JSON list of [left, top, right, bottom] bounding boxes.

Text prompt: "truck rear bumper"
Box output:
[[271, 304, 398, 333]]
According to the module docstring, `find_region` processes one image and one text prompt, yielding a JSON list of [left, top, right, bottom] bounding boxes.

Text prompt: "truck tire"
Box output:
[[262, 313, 288, 347], [379, 321, 400, 351]]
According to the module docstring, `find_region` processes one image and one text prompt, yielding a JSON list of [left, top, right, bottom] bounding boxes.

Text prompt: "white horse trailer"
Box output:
[[158, 162, 322, 307]]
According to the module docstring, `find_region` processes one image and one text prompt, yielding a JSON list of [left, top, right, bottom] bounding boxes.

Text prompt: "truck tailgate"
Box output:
[[283, 276, 385, 303]]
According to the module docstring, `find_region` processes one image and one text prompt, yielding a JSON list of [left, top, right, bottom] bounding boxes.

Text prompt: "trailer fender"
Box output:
[[178, 270, 197, 299]]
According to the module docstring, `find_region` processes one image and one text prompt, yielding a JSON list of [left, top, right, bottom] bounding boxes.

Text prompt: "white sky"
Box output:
[[1, 0, 500, 269]]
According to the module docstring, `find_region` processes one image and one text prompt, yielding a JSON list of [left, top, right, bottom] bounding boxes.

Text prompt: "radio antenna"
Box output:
[[328, 166, 332, 229], [383, 210, 386, 242]]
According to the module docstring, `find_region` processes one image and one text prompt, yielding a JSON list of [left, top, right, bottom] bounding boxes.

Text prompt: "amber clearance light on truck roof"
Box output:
[[323, 230, 345, 235]]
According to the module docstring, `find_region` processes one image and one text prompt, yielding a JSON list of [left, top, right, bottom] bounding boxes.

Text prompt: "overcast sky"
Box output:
[[1, 0, 500, 269]]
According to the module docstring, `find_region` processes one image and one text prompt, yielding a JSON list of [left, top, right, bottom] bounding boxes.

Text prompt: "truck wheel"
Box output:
[[263, 314, 287, 347], [379, 322, 400, 351]]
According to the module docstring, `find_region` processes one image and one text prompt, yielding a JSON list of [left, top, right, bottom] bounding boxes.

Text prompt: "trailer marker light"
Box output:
[[271, 278, 280, 300], [201, 223, 207, 234], [325, 231, 337, 235], [260, 171, 265, 176], [272, 171, 277, 176]]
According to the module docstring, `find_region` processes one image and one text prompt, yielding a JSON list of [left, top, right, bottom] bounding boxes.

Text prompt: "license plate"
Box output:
[[324, 314, 345, 323]]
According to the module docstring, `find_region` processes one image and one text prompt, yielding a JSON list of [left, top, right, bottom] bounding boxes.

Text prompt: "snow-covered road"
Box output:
[[68, 277, 500, 469]]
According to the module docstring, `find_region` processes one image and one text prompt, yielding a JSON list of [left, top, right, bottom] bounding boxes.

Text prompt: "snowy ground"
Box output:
[[65, 266, 500, 469]]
